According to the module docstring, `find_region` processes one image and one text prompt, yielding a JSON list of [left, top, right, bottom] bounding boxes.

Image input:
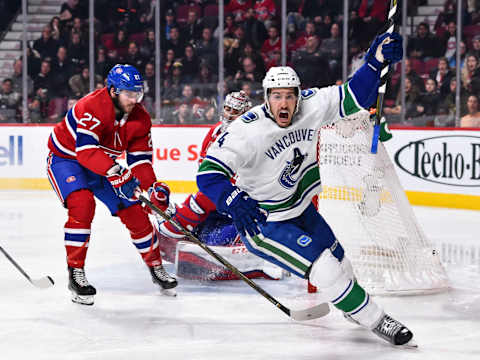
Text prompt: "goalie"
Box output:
[[155, 91, 284, 280]]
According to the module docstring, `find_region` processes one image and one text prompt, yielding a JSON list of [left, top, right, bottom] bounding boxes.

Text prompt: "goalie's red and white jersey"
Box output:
[[48, 87, 156, 189], [199, 121, 224, 164]]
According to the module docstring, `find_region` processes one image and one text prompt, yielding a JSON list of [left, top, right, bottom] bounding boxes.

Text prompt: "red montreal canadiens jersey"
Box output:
[[48, 88, 156, 189], [199, 121, 224, 164]]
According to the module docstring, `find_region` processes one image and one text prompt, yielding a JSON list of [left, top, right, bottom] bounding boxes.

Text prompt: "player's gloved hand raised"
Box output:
[[217, 187, 268, 238], [365, 32, 403, 68], [146, 181, 170, 213], [106, 163, 140, 202]]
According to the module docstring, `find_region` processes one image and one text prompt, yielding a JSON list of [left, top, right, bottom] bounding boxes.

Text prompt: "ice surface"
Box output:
[[1, 191, 479, 360]]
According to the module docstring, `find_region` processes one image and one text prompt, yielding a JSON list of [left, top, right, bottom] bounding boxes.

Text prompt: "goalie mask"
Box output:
[[262, 66, 301, 121], [222, 90, 252, 125]]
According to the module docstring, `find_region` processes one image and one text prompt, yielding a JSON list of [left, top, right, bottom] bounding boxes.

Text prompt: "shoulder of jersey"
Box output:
[[74, 88, 112, 118], [238, 104, 265, 124], [300, 88, 319, 101]]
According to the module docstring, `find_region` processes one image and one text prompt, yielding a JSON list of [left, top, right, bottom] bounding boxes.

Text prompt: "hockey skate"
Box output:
[[68, 266, 96, 306], [372, 313, 417, 347], [149, 264, 178, 297]]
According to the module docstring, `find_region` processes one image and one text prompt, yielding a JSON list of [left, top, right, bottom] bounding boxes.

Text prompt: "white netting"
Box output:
[[317, 111, 449, 295]]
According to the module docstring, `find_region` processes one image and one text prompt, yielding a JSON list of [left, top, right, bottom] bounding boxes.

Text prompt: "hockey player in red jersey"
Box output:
[[47, 64, 177, 305], [157, 91, 251, 248]]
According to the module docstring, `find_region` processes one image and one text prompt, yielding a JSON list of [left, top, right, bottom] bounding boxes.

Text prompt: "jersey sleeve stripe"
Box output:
[[128, 151, 153, 156], [51, 131, 76, 157], [198, 159, 232, 178], [204, 155, 235, 177], [76, 134, 99, 148], [129, 159, 152, 168], [338, 85, 345, 118], [77, 128, 100, 142], [127, 153, 152, 167], [65, 112, 77, 140], [76, 144, 98, 152]]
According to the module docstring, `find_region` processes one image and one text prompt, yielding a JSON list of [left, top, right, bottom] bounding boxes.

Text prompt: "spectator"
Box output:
[[441, 21, 457, 60], [170, 102, 194, 124], [166, 26, 185, 59], [239, 42, 265, 75], [234, 56, 263, 88], [357, 0, 386, 47], [193, 62, 217, 101], [143, 62, 155, 117], [59, 0, 82, 25], [10, 58, 33, 96], [162, 61, 185, 106], [449, 41, 467, 69], [430, 57, 454, 97], [225, 0, 253, 22], [124, 41, 145, 71], [202, 105, 217, 124], [388, 59, 425, 101], [140, 28, 155, 62], [33, 26, 59, 60], [417, 78, 441, 126], [461, 54, 480, 92], [68, 31, 87, 69], [195, 27, 218, 68], [293, 35, 331, 88], [181, 9, 203, 42], [434, 0, 456, 34], [472, 35, 480, 59], [407, 22, 440, 60], [162, 48, 176, 80], [34, 60, 54, 92], [95, 46, 113, 78], [0, 79, 21, 122], [443, 77, 469, 117], [214, 14, 236, 39], [162, 9, 178, 43], [181, 44, 199, 83], [28, 89, 51, 123], [461, 95, 480, 127], [68, 66, 102, 98], [292, 21, 318, 52], [384, 77, 421, 123], [112, 28, 129, 60], [261, 25, 281, 64], [319, 22, 342, 77], [51, 46, 74, 98], [253, 0, 277, 29], [49, 16, 64, 43]]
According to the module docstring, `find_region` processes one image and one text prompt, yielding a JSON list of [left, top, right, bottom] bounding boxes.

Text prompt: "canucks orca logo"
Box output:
[[278, 147, 307, 188]]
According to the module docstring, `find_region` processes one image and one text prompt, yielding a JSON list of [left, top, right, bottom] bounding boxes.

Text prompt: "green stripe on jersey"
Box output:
[[198, 159, 231, 177], [342, 82, 363, 116], [250, 235, 309, 274], [259, 166, 320, 212], [333, 282, 367, 313]]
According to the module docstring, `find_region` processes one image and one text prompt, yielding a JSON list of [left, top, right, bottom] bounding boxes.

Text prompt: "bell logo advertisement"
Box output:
[[0, 135, 23, 166], [394, 135, 480, 187]]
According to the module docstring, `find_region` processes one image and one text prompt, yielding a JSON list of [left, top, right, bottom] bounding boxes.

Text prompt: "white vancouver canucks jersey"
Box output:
[[199, 84, 364, 221]]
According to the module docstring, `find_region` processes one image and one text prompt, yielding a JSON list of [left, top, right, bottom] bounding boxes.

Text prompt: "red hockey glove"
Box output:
[[106, 164, 140, 202], [146, 181, 170, 213]]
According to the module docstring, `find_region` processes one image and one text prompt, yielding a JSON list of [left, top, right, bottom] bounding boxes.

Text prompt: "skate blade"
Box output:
[[71, 292, 94, 305], [399, 338, 418, 349], [160, 288, 177, 297]]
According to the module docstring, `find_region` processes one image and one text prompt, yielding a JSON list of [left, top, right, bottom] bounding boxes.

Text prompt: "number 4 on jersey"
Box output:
[[217, 132, 229, 147]]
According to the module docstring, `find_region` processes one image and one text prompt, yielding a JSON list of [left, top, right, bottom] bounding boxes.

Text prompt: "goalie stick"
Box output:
[[371, 0, 399, 153], [0, 246, 54, 289], [139, 195, 330, 321]]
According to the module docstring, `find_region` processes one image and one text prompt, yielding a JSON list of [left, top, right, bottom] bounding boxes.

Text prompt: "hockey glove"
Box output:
[[217, 188, 268, 238], [146, 181, 171, 213], [365, 32, 403, 70], [106, 163, 140, 201]]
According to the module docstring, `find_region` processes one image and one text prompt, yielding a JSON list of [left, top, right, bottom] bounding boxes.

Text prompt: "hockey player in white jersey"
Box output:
[[197, 32, 415, 346]]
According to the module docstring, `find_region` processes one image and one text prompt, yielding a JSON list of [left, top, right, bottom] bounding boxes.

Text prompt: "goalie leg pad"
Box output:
[[64, 189, 95, 268], [309, 251, 383, 329], [160, 193, 215, 238], [118, 204, 162, 267]]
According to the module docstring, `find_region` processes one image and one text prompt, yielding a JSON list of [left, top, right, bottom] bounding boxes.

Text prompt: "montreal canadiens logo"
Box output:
[[278, 147, 307, 188], [66, 176, 76, 183]]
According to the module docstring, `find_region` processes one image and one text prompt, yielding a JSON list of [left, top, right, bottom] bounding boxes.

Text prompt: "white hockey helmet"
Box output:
[[262, 66, 302, 118], [222, 90, 252, 124]]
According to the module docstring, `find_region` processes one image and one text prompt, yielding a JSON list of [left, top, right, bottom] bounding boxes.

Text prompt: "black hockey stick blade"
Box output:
[[0, 246, 54, 289], [139, 195, 330, 321]]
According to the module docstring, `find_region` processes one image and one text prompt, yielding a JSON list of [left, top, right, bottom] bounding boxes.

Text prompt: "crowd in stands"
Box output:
[[0, 0, 479, 127]]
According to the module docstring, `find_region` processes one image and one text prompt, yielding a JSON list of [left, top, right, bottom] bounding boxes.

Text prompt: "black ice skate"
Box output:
[[372, 313, 416, 347], [68, 266, 96, 305], [149, 264, 177, 296]]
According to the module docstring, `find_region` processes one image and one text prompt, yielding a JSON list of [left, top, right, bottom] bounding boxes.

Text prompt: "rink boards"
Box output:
[[0, 124, 479, 210]]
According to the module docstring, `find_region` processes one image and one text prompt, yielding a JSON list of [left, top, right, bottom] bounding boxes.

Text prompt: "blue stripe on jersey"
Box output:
[[76, 132, 99, 147], [205, 155, 235, 177], [65, 233, 89, 241], [127, 153, 152, 167], [134, 239, 152, 250], [338, 86, 344, 118], [67, 109, 77, 133]]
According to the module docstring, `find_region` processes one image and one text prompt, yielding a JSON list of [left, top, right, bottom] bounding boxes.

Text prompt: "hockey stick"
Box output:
[[370, 0, 399, 154], [139, 195, 330, 321], [0, 246, 54, 289]]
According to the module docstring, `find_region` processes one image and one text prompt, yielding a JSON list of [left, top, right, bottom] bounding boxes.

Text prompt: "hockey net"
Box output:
[[315, 111, 449, 295]]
